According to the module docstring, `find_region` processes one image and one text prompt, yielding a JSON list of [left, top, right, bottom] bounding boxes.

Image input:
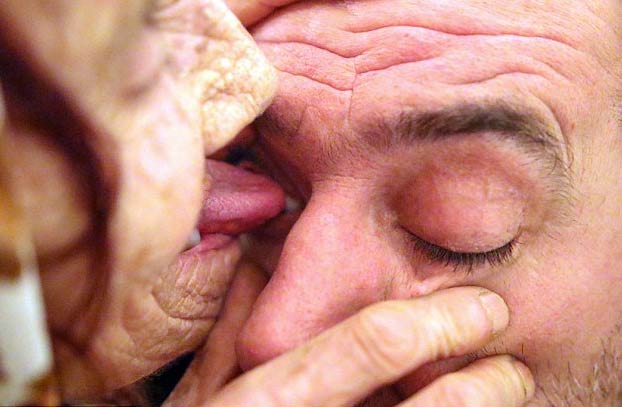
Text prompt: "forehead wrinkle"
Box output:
[[256, 1, 618, 84], [338, 0, 604, 47]]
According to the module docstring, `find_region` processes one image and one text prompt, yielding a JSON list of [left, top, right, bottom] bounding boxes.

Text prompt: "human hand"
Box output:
[[166, 280, 534, 407]]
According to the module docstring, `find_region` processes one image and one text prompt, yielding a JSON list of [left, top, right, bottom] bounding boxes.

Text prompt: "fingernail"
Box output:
[[478, 290, 509, 336], [512, 358, 535, 399]]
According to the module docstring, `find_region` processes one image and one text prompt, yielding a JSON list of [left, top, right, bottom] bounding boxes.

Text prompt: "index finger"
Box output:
[[225, 0, 300, 26], [207, 287, 510, 407]]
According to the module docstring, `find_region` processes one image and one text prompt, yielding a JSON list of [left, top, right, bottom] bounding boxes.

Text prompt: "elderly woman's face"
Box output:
[[237, 1, 622, 405], [0, 0, 284, 400]]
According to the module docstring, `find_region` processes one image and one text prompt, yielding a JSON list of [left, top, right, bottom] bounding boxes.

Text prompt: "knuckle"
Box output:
[[348, 302, 414, 377], [427, 309, 461, 359], [424, 299, 482, 359]]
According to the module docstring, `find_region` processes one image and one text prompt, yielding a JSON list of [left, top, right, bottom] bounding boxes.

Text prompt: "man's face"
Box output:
[[236, 1, 622, 405]]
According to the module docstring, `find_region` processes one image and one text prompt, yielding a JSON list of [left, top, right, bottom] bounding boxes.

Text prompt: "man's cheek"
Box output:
[[393, 226, 619, 395], [482, 241, 621, 382]]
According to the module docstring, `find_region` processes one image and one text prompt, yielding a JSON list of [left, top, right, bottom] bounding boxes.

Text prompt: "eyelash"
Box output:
[[408, 234, 517, 273]]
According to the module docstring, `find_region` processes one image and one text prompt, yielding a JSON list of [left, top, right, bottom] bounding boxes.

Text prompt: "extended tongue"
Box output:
[[198, 160, 285, 235]]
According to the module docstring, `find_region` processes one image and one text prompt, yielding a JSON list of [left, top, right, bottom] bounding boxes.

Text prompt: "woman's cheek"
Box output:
[[7, 126, 91, 258]]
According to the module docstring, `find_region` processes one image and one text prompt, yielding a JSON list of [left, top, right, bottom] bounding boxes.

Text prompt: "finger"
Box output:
[[190, 261, 268, 394], [399, 355, 535, 407], [208, 287, 510, 407], [225, 0, 300, 26], [164, 261, 267, 407]]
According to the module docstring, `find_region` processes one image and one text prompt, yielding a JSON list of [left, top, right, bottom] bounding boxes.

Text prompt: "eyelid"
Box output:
[[405, 229, 518, 273]]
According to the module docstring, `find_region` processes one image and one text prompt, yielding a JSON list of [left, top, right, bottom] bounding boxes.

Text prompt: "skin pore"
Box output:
[[236, 1, 622, 406]]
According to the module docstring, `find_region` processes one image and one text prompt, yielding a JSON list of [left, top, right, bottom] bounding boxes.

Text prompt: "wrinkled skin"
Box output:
[[0, 0, 279, 401], [237, 1, 622, 406]]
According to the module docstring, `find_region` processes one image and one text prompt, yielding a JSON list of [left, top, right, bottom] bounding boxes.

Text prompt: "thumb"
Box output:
[[164, 260, 267, 406]]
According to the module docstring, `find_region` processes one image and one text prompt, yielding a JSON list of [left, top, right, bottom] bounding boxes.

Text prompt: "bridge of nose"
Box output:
[[236, 191, 416, 370]]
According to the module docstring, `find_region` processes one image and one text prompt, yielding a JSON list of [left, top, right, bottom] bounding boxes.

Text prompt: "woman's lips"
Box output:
[[167, 159, 286, 322]]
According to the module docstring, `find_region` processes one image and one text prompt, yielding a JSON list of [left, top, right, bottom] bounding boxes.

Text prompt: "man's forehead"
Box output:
[[254, 0, 622, 184], [258, 0, 620, 58], [256, 0, 621, 128]]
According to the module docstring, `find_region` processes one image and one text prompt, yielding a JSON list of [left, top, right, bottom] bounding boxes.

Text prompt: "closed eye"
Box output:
[[406, 231, 518, 274]]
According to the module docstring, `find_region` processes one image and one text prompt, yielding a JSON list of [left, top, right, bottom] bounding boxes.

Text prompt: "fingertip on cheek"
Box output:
[[478, 290, 510, 337], [510, 357, 535, 399]]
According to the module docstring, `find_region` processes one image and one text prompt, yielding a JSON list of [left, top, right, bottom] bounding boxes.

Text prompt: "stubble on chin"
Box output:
[[536, 329, 622, 407], [477, 323, 622, 407]]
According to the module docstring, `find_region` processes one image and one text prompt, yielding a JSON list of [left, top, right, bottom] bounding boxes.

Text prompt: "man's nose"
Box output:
[[236, 192, 402, 370]]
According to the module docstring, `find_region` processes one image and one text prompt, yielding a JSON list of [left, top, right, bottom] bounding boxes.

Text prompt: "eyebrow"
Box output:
[[365, 102, 570, 183]]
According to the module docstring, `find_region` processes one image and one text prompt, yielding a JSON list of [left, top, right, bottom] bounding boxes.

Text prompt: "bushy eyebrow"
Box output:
[[364, 102, 570, 185]]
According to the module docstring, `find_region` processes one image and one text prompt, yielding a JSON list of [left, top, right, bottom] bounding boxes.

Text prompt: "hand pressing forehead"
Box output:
[[239, 1, 622, 405]]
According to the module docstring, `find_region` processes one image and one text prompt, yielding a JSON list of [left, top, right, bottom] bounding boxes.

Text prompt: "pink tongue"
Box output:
[[198, 160, 286, 235]]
